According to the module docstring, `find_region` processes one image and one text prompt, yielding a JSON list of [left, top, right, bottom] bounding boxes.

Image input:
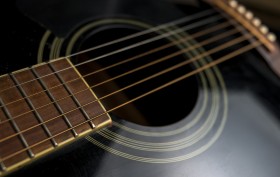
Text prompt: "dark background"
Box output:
[[239, 0, 280, 32]]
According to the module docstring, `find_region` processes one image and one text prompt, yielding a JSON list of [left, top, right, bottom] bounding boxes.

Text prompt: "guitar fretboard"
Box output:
[[0, 59, 111, 174]]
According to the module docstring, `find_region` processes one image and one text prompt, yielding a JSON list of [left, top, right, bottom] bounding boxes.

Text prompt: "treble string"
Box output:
[[0, 19, 237, 127], [64, 9, 216, 59], [0, 39, 262, 162], [0, 19, 236, 111], [0, 12, 221, 95], [0, 28, 254, 143]]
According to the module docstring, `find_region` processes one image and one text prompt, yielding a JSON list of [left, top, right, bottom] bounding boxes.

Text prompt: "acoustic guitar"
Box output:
[[1, 0, 280, 176]]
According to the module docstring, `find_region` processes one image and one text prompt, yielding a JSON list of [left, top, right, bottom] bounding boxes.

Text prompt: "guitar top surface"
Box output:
[[1, 0, 280, 177]]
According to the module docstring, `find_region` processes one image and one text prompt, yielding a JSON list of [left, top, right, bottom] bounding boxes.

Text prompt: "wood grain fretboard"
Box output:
[[0, 59, 112, 175]]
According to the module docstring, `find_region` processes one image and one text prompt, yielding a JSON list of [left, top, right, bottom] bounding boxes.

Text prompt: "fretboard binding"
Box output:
[[30, 68, 59, 147], [0, 96, 34, 159], [45, 63, 79, 137]]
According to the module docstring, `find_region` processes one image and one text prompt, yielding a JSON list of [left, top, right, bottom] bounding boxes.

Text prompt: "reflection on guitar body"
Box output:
[[0, 0, 280, 176]]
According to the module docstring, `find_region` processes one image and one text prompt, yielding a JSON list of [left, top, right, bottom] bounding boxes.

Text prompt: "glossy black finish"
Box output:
[[2, 0, 280, 177]]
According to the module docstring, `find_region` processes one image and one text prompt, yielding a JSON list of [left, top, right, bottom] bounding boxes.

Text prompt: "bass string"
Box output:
[[2, 25, 249, 137], [0, 19, 237, 110], [0, 30, 254, 143], [0, 10, 220, 94], [0, 40, 262, 162], [0, 21, 242, 127], [92, 30, 249, 100], [84, 29, 241, 88]]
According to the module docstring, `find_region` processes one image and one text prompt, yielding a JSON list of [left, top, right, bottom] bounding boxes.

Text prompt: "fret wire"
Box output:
[[10, 72, 58, 148], [46, 63, 78, 137], [48, 61, 96, 131], [62, 61, 96, 129], [0, 96, 34, 158], [30, 68, 59, 147]]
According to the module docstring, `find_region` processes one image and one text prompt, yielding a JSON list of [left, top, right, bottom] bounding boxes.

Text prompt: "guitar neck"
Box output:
[[0, 59, 111, 175]]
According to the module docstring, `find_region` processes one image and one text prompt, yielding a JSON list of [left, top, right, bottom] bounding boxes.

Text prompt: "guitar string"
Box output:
[[0, 11, 220, 93], [0, 19, 235, 111], [0, 30, 253, 143], [0, 36, 256, 160], [0, 21, 238, 127], [0, 25, 249, 142], [0, 40, 261, 162], [0, 27, 240, 142], [63, 9, 216, 59]]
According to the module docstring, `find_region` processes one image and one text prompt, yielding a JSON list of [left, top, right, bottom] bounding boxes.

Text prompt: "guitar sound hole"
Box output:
[[72, 24, 199, 127]]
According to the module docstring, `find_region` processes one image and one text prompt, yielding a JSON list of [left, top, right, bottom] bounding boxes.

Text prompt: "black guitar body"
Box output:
[[3, 0, 280, 176]]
